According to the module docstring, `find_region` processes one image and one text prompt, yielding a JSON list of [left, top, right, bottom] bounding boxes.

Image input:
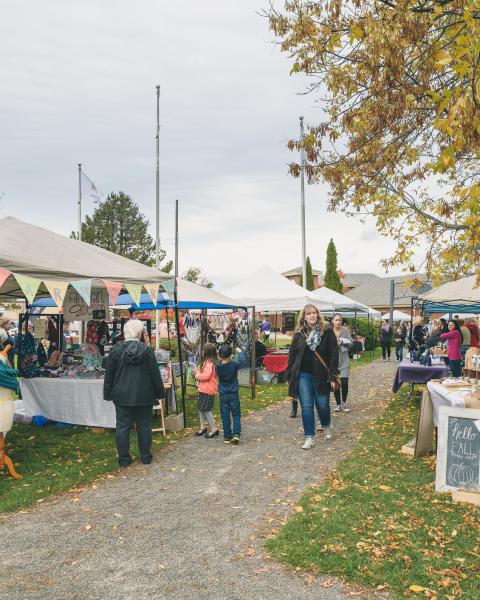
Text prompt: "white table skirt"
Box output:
[[427, 382, 471, 427], [19, 378, 116, 428]]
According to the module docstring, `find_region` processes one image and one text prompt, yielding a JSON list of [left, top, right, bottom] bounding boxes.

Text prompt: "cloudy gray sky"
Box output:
[[1, 1, 406, 290]]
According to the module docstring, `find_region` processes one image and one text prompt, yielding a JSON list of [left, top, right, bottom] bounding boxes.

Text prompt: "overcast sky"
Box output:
[[0, 1, 408, 291]]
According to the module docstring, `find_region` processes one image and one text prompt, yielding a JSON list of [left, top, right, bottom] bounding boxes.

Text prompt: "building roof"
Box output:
[[339, 273, 382, 288], [345, 274, 431, 308], [282, 266, 323, 277]]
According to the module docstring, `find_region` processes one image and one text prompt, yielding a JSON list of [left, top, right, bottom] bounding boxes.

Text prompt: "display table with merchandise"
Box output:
[[19, 377, 116, 429], [392, 361, 449, 401], [262, 351, 289, 374]]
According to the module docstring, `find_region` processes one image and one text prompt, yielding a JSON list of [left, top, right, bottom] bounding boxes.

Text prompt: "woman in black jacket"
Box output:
[[287, 304, 339, 450], [104, 319, 165, 467]]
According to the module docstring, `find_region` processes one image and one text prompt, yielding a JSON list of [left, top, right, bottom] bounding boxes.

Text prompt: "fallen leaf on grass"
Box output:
[[378, 485, 392, 492], [409, 584, 424, 593], [36, 498, 45, 503], [293, 505, 304, 513], [246, 547, 256, 557], [322, 579, 333, 588]]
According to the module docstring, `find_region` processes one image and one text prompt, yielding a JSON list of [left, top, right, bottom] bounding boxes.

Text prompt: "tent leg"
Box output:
[[250, 306, 256, 401], [173, 295, 187, 428]]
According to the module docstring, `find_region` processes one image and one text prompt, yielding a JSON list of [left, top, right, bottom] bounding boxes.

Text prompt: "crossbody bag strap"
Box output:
[[313, 349, 329, 372]]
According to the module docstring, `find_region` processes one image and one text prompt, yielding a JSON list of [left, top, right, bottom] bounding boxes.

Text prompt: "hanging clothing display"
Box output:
[[85, 320, 99, 344]]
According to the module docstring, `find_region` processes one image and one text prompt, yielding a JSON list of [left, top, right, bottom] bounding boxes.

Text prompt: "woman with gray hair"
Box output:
[[104, 319, 165, 467]]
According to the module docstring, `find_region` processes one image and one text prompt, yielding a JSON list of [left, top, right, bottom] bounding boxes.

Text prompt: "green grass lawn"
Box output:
[[265, 392, 480, 599]]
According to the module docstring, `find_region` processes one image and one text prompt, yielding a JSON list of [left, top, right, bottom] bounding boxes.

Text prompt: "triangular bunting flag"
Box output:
[[162, 278, 175, 295], [125, 283, 143, 307], [144, 283, 160, 306], [71, 279, 92, 305], [0, 267, 11, 288], [44, 280, 69, 307], [102, 280, 123, 306], [14, 273, 42, 304]]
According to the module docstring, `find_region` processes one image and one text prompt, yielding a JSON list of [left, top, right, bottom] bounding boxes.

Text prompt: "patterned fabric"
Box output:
[[305, 326, 323, 351], [86, 320, 98, 344], [197, 392, 215, 412]]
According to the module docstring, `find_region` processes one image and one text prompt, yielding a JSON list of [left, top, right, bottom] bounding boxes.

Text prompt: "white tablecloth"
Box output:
[[427, 382, 471, 427], [19, 378, 116, 428]]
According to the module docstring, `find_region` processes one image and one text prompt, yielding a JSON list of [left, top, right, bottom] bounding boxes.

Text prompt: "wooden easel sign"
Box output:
[[435, 406, 480, 493]]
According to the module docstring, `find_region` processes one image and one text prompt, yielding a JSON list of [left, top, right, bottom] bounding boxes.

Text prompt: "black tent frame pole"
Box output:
[[173, 289, 187, 428], [250, 305, 256, 401]]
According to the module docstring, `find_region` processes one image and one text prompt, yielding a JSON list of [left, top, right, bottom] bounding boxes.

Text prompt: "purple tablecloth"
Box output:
[[392, 362, 449, 393]]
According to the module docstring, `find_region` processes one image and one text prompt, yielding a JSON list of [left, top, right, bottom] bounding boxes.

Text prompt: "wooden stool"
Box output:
[[152, 397, 166, 436]]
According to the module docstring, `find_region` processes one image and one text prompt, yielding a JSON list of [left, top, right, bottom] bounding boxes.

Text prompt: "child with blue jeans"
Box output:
[[216, 344, 242, 445]]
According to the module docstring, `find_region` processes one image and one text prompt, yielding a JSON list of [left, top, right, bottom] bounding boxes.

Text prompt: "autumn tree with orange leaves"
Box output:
[[267, 0, 480, 282]]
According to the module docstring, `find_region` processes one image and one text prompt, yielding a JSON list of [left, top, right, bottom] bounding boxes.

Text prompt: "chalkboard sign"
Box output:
[[436, 406, 480, 493], [282, 312, 296, 332]]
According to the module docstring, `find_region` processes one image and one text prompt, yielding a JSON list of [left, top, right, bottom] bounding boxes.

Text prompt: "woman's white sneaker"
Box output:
[[341, 402, 351, 413], [302, 436, 315, 450]]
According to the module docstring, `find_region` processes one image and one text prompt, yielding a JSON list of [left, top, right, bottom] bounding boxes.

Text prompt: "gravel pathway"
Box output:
[[0, 359, 397, 600]]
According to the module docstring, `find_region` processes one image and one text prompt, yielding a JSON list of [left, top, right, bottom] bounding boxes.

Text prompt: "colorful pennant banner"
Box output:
[[162, 278, 175, 295], [70, 279, 92, 305], [0, 267, 11, 288], [102, 280, 124, 306], [125, 283, 143, 307], [44, 280, 69, 307], [144, 283, 160, 306], [14, 273, 42, 304]]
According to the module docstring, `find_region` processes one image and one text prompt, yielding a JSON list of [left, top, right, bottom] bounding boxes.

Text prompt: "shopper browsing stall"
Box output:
[[216, 344, 242, 445], [104, 319, 165, 467], [287, 304, 339, 450], [440, 319, 463, 378], [193, 343, 219, 439]]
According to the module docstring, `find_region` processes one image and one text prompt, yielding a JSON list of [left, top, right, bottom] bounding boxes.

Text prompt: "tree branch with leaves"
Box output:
[[267, 0, 480, 282]]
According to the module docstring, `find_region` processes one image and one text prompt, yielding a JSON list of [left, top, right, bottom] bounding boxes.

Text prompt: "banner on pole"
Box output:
[[44, 280, 69, 307], [14, 273, 42, 304]]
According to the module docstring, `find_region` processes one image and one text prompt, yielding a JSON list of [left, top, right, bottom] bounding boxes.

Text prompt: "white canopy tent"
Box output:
[[381, 310, 412, 322], [225, 266, 334, 312], [419, 275, 480, 304], [0, 216, 171, 299]]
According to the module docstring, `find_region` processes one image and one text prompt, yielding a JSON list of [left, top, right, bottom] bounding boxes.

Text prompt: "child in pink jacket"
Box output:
[[193, 343, 219, 438]]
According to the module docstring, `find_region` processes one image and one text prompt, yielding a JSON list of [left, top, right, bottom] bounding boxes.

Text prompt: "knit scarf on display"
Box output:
[[305, 326, 322, 351]]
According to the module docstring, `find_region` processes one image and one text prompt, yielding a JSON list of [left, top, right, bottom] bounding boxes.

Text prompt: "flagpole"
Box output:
[[299, 117, 306, 287], [78, 163, 82, 241], [155, 85, 161, 350]]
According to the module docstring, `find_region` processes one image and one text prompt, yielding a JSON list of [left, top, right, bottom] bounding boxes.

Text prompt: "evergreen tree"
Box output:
[[324, 239, 343, 293], [73, 191, 168, 268], [300, 256, 315, 291]]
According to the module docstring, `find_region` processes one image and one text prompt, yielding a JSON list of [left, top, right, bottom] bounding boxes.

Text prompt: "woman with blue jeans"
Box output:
[[287, 305, 339, 450]]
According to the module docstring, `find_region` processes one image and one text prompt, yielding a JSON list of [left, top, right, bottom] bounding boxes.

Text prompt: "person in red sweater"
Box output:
[[440, 320, 463, 377], [465, 317, 479, 348]]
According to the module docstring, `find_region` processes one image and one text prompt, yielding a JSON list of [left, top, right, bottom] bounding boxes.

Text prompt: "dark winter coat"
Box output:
[[287, 327, 339, 396], [104, 340, 165, 406], [379, 326, 393, 344]]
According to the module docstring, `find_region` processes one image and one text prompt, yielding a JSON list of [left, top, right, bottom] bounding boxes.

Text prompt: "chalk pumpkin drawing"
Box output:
[[447, 463, 475, 486]]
